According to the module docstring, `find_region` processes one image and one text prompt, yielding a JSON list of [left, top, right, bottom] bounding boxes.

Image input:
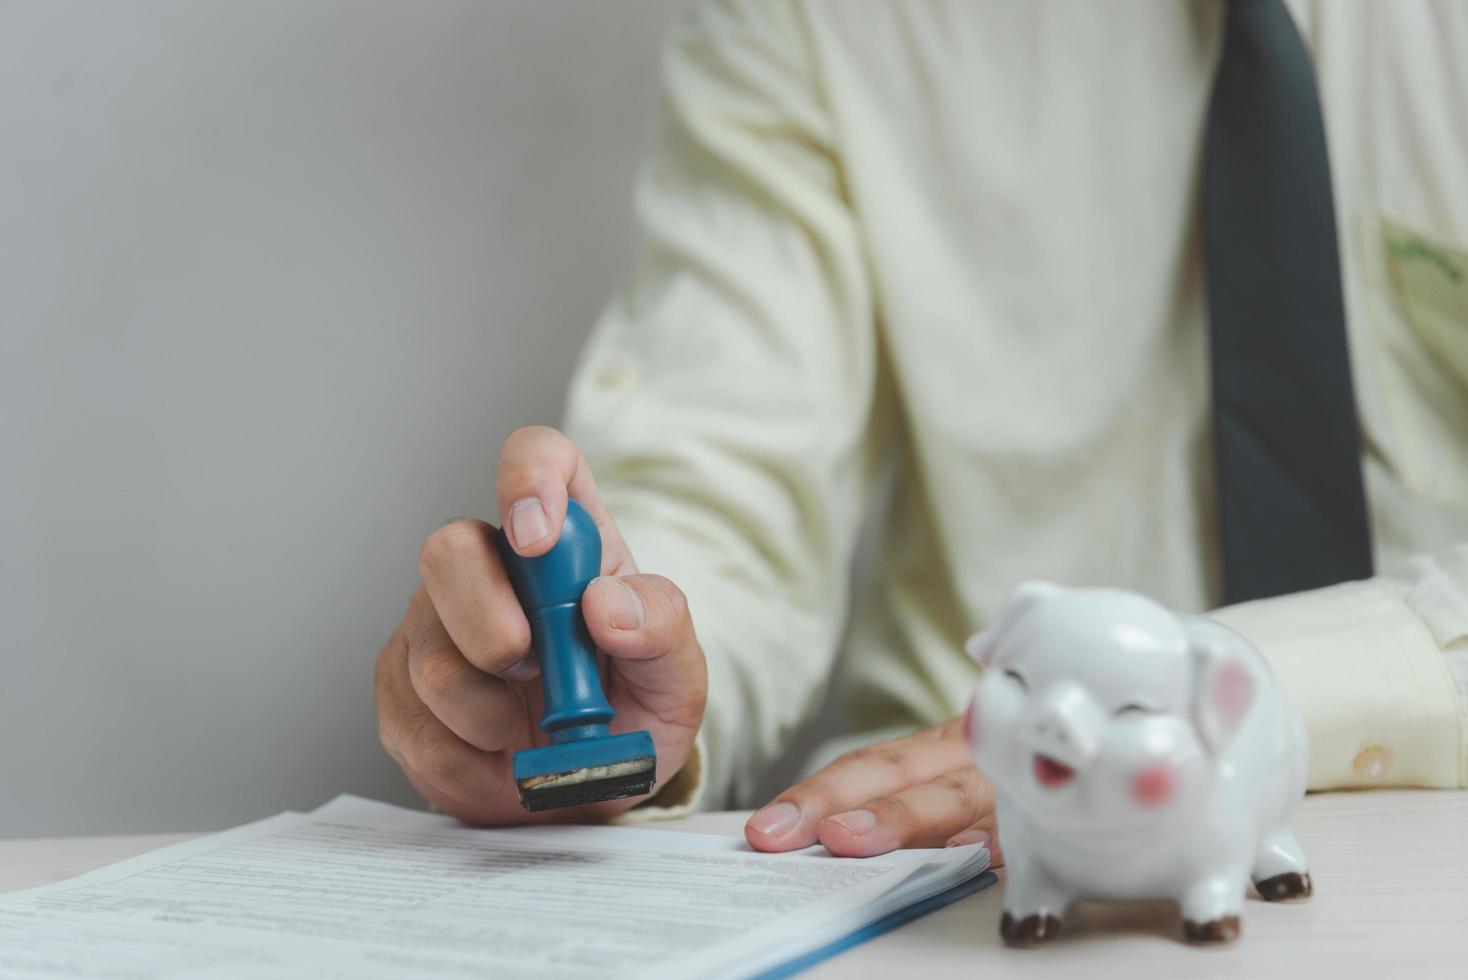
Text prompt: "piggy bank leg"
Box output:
[[1178, 873, 1245, 945], [1252, 828, 1312, 902], [1000, 860, 1070, 948]]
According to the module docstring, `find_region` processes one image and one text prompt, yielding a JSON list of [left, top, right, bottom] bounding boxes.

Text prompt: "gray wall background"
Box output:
[[0, 0, 697, 836]]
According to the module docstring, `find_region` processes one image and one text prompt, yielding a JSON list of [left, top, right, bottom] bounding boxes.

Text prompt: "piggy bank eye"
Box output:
[[1113, 702, 1156, 717], [1002, 668, 1028, 691]]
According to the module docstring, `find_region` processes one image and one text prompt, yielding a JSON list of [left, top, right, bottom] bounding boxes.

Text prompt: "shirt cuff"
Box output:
[[613, 730, 708, 824], [1396, 550, 1468, 738], [1211, 580, 1466, 790]]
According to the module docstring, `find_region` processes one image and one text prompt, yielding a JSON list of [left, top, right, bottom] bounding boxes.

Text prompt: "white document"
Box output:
[[0, 795, 989, 979]]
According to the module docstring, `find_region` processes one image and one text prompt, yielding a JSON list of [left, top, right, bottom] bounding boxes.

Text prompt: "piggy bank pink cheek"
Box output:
[[1130, 764, 1176, 808]]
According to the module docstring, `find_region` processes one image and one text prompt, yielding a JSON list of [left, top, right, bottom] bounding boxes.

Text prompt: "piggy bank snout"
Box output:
[[1022, 686, 1102, 768]]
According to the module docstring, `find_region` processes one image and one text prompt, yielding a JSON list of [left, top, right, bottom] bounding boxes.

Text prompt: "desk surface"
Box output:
[[3, 790, 1465, 978]]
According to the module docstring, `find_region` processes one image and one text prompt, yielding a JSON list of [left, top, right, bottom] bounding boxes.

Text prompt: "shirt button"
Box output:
[[594, 357, 638, 392], [1352, 745, 1392, 783]]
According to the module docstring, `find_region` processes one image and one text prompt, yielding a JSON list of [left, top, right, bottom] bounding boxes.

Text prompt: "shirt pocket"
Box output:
[[1359, 212, 1468, 510]]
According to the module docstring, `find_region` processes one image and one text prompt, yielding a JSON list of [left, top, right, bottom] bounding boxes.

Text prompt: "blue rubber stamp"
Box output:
[[496, 499, 657, 811]]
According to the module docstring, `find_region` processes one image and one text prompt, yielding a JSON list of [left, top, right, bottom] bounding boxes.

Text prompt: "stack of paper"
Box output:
[[0, 795, 993, 979]]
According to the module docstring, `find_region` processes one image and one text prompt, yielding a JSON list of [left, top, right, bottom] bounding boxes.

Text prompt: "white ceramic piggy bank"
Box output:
[[964, 581, 1311, 946]]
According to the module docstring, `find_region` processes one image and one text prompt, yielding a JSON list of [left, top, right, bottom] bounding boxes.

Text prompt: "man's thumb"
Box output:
[[581, 574, 694, 662]]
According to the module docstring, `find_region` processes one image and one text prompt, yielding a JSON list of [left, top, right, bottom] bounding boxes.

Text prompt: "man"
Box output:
[[375, 0, 1468, 858]]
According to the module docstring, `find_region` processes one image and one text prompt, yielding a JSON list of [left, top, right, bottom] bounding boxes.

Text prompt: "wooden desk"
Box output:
[[3, 791, 1464, 978]]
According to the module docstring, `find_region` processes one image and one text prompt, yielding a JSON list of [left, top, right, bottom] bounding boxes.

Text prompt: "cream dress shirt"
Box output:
[[563, 0, 1468, 813]]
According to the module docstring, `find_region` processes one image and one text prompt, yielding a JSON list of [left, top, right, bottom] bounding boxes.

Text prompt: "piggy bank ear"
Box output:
[[964, 579, 1062, 667], [1190, 637, 1257, 754]]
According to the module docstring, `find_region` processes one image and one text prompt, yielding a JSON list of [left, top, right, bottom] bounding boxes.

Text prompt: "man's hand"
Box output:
[[375, 426, 707, 824], [744, 717, 1001, 861]]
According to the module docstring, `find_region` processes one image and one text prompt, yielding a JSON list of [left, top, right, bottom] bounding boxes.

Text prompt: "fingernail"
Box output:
[[946, 828, 993, 849], [748, 801, 799, 836], [500, 656, 540, 682], [508, 498, 551, 550], [829, 809, 877, 835], [595, 577, 645, 631]]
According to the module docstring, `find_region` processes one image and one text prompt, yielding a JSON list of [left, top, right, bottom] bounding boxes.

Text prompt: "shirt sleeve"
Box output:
[[563, 0, 888, 812], [1210, 541, 1468, 790]]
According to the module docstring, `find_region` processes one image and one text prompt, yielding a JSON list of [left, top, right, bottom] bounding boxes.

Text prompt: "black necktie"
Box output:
[[1202, 0, 1373, 605]]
